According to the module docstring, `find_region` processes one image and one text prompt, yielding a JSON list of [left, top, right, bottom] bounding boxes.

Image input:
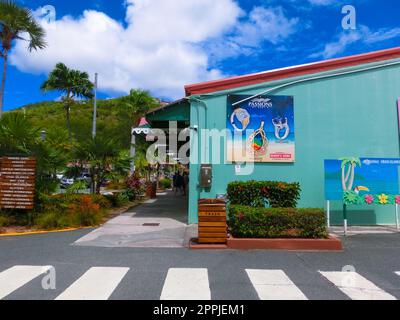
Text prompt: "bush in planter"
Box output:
[[228, 205, 328, 239], [227, 181, 301, 208], [125, 174, 145, 200]]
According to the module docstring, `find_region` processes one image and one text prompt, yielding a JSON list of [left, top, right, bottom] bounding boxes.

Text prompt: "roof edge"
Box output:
[[185, 47, 400, 96]]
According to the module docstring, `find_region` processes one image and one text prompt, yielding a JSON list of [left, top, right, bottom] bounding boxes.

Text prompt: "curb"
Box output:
[[189, 234, 343, 251], [0, 201, 143, 239], [0, 227, 93, 238]]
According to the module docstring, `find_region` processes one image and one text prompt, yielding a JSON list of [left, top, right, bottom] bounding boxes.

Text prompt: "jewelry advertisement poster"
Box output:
[[227, 94, 295, 163]]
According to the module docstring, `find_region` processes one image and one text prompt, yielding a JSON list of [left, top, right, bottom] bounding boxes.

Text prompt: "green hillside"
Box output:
[[8, 96, 156, 149]]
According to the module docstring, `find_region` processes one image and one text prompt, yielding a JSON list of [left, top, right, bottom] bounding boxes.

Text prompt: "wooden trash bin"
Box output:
[[198, 199, 227, 244]]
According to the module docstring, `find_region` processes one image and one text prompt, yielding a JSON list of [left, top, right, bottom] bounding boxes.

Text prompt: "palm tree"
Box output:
[[0, 112, 68, 195], [74, 136, 131, 194], [121, 89, 158, 126], [339, 157, 361, 191], [0, 112, 39, 155], [0, 0, 46, 118], [41, 63, 94, 140]]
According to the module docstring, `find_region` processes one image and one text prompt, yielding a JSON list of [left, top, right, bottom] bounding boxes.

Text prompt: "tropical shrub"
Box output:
[[228, 205, 328, 239], [73, 136, 131, 194], [35, 211, 68, 230], [125, 174, 145, 200], [159, 178, 172, 189], [66, 180, 88, 195], [91, 194, 112, 209], [227, 181, 301, 208], [65, 195, 104, 226], [106, 180, 126, 190], [35, 194, 108, 229], [0, 216, 8, 227], [0, 215, 14, 231], [104, 192, 130, 208]]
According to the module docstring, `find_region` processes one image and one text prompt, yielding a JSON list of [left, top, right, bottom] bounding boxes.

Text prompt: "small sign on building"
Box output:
[[0, 157, 36, 210]]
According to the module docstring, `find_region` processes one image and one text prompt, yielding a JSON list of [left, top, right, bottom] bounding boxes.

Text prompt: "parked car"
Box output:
[[60, 177, 74, 189], [76, 174, 91, 187]]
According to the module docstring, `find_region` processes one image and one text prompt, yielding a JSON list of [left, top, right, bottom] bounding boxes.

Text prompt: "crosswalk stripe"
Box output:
[[55, 267, 129, 300], [319, 271, 396, 300], [0, 265, 52, 299], [160, 268, 211, 300], [246, 269, 308, 300]]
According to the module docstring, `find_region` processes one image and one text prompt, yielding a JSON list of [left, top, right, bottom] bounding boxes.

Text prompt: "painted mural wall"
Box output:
[[188, 61, 400, 225]]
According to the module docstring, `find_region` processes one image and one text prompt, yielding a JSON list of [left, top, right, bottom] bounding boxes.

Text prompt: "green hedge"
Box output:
[[227, 181, 301, 208], [228, 205, 328, 239]]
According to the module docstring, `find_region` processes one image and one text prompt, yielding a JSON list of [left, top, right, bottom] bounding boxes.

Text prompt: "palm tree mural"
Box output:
[[0, 0, 46, 118], [41, 63, 94, 140], [339, 157, 362, 191]]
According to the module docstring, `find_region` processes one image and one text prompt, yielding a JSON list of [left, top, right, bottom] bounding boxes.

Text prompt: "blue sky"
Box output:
[[3, 0, 400, 111]]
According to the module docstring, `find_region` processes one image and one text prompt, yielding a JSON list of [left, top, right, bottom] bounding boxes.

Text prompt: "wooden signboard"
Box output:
[[0, 157, 36, 210], [198, 199, 227, 244]]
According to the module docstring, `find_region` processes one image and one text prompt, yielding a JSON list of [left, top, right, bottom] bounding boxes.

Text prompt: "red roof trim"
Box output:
[[185, 47, 400, 96]]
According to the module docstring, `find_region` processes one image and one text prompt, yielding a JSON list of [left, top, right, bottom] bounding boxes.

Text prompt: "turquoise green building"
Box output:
[[147, 47, 400, 226]]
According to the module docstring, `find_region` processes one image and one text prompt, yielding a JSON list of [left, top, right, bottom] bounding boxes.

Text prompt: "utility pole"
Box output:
[[92, 73, 98, 139], [91, 73, 98, 194]]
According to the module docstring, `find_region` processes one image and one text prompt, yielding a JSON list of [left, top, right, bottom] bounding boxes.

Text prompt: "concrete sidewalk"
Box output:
[[74, 191, 197, 248], [330, 226, 400, 237]]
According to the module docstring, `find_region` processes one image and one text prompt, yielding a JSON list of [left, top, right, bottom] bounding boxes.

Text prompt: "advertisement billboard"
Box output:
[[227, 95, 295, 163]]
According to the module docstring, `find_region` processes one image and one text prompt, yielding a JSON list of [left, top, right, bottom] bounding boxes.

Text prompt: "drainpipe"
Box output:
[[190, 96, 208, 168], [188, 97, 208, 223]]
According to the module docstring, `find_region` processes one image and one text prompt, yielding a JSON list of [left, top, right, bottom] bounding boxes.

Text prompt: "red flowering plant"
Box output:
[[67, 195, 104, 226], [125, 174, 145, 201]]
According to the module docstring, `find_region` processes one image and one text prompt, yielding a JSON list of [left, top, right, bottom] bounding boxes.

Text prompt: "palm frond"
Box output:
[[0, 0, 46, 52]]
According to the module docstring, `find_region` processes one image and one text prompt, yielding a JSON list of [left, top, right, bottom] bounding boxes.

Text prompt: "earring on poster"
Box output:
[[272, 117, 290, 140]]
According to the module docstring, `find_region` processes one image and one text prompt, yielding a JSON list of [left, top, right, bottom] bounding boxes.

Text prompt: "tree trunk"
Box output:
[[341, 165, 346, 191], [66, 105, 72, 142], [96, 175, 102, 194], [347, 163, 356, 191], [0, 51, 9, 119], [342, 163, 352, 191]]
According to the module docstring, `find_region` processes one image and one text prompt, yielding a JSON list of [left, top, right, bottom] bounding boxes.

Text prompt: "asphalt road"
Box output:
[[1, 229, 400, 300]]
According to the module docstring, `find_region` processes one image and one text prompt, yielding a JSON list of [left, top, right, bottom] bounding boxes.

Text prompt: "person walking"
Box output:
[[173, 172, 179, 195], [183, 172, 189, 196], [176, 172, 184, 195]]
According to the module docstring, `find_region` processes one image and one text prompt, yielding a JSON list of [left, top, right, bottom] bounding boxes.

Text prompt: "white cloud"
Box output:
[[10, 1, 303, 99], [10, 0, 242, 99], [363, 26, 400, 44], [233, 7, 299, 47], [205, 6, 300, 61], [307, 0, 338, 5], [310, 31, 362, 58], [310, 25, 400, 59]]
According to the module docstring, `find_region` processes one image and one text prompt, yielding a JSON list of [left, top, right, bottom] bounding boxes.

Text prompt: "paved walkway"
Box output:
[[330, 226, 400, 237], [74, 191, 197, 248]]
